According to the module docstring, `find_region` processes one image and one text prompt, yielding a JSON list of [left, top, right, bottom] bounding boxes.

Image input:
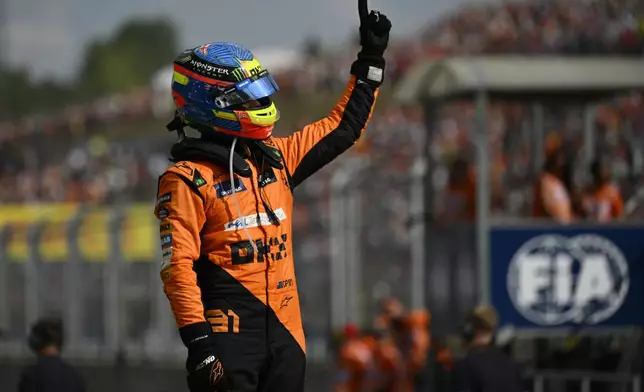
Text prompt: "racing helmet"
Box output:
[[171, 42, 280, 140]]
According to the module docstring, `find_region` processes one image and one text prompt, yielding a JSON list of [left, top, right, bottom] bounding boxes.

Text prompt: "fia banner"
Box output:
[[490, 225, 644, 328]]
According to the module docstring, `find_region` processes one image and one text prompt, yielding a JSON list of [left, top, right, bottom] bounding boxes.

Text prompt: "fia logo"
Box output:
[[507, 234, 629, 326]]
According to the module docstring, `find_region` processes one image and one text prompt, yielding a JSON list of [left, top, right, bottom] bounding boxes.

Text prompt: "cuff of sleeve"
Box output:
[[351, 55, 386, 87], [179, 322, 212, 348]]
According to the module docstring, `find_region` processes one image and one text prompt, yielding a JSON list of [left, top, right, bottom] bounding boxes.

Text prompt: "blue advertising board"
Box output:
[[490, 225, 644, 328]]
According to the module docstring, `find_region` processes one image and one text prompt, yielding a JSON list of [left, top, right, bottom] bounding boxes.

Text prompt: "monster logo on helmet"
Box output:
[[171, 42, 281, 140]]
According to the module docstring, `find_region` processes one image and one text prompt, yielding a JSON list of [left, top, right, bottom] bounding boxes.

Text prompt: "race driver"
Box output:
[[154, 1, 391, 391]]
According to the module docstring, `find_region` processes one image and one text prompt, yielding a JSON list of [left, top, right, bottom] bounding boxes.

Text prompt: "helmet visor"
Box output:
[[214, 70, 279, 109]]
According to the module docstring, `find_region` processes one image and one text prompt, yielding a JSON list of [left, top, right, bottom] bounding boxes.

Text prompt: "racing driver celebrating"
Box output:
[[154, 1, 391, 391]]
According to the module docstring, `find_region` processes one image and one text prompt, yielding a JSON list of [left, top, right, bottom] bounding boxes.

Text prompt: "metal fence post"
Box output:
[[409, 157, 427, 310], [533, 375, 544, 392], [532, 103, 545, 174], [0, 225, 10, 334], [331, 158, 370, 329], [346, 177, 363, 326], [474, 90, 490, 304], [105, 207, 124, 359], [65, 208, 85, 356], [25, 221, 44, 328], [330, 169, 350, 331], [634, 375, 641, 392], [581, 377, 591, 392]]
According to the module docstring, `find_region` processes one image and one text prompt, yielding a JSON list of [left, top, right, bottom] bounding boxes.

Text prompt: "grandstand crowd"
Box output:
[[1, 0, 642, 224]]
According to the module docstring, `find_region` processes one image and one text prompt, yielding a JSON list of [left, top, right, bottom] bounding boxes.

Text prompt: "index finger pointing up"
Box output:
[[358, 0, 369, 21]]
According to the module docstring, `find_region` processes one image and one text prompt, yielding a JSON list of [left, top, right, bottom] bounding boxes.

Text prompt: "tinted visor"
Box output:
[[214, 70, 279, 109]]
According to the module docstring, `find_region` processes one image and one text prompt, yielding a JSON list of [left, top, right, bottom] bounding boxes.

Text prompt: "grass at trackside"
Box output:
[[100, 88, 395, 141]]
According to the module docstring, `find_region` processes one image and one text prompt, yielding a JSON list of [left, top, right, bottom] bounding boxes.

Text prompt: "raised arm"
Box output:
[[272, 0, 391, 188]]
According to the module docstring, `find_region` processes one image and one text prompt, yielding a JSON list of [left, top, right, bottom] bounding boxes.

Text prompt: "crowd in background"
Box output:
[[0, 88, 165, 203], [422, 0, 644, 56], [287, 0, 644, 92], [0, 0, 643, 220]]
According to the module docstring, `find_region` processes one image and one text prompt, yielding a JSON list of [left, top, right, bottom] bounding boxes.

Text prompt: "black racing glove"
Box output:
[[351, 0, 392, 87], [181, 323, 232, 392]]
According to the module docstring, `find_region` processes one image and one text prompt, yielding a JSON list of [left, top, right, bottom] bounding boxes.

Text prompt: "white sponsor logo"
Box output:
[[161, 247, 173, 270], [190, 60, 230, 75], [507, 234, 629, 326], [157, 192, 172, 205], [196, 355, 216, 371], [224, 208, 287, 231], [367, 66, 383, 83]]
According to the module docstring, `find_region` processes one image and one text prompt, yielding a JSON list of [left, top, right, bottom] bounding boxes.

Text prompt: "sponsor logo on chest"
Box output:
[[258, 169, 278, 188], [214, 177, 247, 198], [160, 234, 173, 249], [224, 208, 287, 231]]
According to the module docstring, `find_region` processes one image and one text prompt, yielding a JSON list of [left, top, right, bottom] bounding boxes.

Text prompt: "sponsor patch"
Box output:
[[280, 296, 293, 310], [215, 178, 247, 198], [160, 234, 173, 249], [367, 66, 383, 83], [161, 247, 173, 270], [157, 192, 172, 205], [258, 169, 278, 188], [224, 208, 287, 231], [177, 55, 191, 64], [160, 267, 172, 282], [160, 222, 172, 233], [193, 169, 207, 188], [158, 206, 169, 220], [189, 59, 230, 76], [277, 279, 293, 289]]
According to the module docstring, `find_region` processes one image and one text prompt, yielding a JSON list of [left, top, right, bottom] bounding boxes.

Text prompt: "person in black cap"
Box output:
[[453, 305, 523, 392], [17, 317, 86, 392]]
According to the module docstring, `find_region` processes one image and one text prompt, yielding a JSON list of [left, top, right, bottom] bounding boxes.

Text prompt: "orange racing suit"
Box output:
[[155, 77, 378, 392]]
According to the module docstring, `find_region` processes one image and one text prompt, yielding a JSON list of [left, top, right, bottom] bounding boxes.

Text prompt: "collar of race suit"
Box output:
[[169, 135, 284, 178]]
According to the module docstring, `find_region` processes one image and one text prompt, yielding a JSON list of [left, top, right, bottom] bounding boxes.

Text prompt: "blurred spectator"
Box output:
[[453, 305, 523, 392], [334, 324, 377, 392], [442, 157, 476, 221], [373, 330, 410, 392], [533, 147, 574, 223], [434, 339, 455, 373], [402, 310, 432, 391], [432, 339, 456, 392], [18, 318, 86, 392], [580, 157, 624, 221], [373, 297, 406, 332]]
